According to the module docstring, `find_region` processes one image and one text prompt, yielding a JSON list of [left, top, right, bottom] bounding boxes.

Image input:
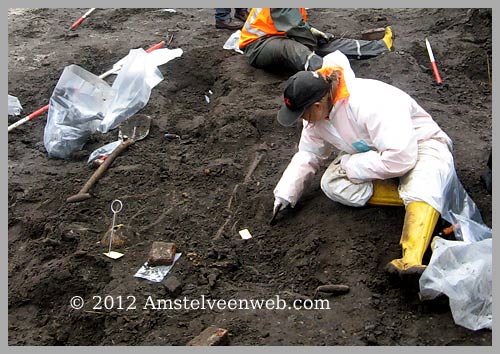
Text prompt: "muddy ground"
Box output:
[[8, 8, 492, 345]]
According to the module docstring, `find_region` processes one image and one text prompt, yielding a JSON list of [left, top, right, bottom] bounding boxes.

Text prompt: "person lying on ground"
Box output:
[[239, 8, 393, 73], [272, 50, 483, 281]]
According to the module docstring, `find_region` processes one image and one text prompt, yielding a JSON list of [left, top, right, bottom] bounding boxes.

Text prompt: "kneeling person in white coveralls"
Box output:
[[273, 51, 469, 279]]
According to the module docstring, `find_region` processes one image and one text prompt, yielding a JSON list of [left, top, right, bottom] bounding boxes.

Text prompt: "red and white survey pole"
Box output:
[[425, 38, 442, 85], [69, 8, 96, 30]]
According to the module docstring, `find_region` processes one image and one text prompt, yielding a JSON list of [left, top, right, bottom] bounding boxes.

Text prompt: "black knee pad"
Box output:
[[306, 54, 323, 71]]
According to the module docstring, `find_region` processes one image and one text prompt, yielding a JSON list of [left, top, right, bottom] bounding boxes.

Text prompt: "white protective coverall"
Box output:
[[274, 51, 482, 225]]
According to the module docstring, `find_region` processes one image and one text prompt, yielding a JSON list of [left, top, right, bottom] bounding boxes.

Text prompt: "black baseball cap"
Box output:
[[277, 71, 330, 126]]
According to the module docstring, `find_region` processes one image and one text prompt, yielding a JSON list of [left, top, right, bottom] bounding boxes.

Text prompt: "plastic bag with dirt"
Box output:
[[43, 49, 165, 159], [43, 65, 116, 159], [419, 233, 492, 331]]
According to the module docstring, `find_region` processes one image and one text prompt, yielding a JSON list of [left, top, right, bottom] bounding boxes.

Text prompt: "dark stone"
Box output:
[[163, 276, 182, 296]]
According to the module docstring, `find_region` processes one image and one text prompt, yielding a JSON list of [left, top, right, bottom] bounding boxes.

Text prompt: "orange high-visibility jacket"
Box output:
[[239, 8, 308, 49]]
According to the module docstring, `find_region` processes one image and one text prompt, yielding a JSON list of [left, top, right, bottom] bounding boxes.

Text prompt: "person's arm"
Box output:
[[274, 124, 333, 206], [342, 97, 419, 183], [270, 8, 317, 49]]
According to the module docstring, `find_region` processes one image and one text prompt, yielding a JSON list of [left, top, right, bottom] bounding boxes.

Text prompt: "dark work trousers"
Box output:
[[215, 8, 246, 21], [245, 36, 389, 73]]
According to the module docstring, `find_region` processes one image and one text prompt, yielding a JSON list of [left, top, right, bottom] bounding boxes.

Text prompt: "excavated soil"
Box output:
[[8, 8, 492, 345]]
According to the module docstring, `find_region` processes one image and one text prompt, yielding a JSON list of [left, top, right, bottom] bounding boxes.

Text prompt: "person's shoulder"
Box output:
[[350, 79, 413, 113], [352, 78, 402, 95], [348, 79, 390, 108]]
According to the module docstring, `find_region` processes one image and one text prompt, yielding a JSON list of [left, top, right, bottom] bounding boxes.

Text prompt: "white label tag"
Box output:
[[104, 251, 124, 259], [239, 229, 252, 240]]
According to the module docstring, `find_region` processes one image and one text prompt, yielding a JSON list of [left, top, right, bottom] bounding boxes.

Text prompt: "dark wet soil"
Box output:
[[8, 8, 492, 345]]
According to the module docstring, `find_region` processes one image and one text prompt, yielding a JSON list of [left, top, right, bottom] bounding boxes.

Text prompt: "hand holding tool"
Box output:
[[269, 197, 289, 225]]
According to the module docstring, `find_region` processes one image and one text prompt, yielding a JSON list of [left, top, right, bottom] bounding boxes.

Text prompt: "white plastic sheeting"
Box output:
[[419, 235, 492, 331], [8, 94, 23, 116], [223, 30, 244, 54]]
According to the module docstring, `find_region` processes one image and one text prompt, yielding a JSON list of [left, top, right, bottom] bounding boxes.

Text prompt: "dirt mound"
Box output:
[[8, 8, 491, 345]]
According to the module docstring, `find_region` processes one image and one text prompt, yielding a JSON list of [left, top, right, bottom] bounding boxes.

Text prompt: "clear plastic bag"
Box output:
[[450, 212, 492, 243], [223, 30, 244, 54], [8, 94, 23, 116], [419, 236, 492, 331], [43, 65, 115, 159], [43, 48, 165, 159], [440, 168, 484, 225], [98, 49, 164, 132], [87, 140, 122, 163]]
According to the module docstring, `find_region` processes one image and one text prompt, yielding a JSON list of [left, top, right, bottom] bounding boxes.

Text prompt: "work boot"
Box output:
[[367, 179, 404, 207], [382, 26, 395, 51], [234, 9, 249, 22], [215, 18, 243, 30], [385, 201, 440, 280]]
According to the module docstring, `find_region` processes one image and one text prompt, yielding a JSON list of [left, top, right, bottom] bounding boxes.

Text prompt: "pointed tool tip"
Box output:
[[269, 211, 278, 226]]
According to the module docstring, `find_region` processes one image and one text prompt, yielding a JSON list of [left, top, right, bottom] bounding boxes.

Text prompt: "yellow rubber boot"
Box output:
[[382, 26, 394, 51], [385, 201, 440, 278], [367, 179, 404, 207]]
